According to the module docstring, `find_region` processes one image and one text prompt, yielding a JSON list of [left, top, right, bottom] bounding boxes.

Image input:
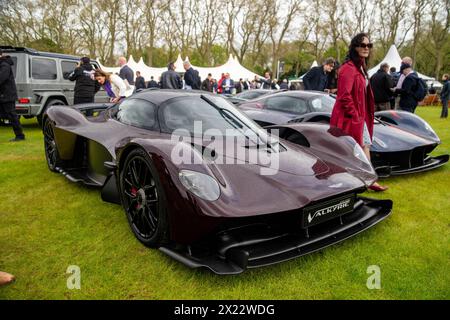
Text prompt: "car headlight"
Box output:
[[353, 143, 370, 165], [349, 144, 377, 186], [179, 170, 220, 201], [373, 136, 387, 148]]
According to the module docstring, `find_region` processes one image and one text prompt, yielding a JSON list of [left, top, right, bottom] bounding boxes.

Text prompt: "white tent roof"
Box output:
[[98, 54, 262, 82], [97, 60, 120, 75], [299, 60, 319, 80], [369, 45, 434, 81]]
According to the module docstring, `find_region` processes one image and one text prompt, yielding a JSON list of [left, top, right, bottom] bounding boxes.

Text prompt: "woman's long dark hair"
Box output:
[[345, 32, 371, 74], [94, 69, 111, 81]]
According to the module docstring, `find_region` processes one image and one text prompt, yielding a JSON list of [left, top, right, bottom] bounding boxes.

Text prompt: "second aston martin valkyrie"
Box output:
[[239, 91, 449, 177]]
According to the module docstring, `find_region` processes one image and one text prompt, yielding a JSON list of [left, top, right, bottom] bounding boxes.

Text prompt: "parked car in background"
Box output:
[[224, 89, 280, 105], [0, 46, 109, 126], [239, 90, 449, 177]]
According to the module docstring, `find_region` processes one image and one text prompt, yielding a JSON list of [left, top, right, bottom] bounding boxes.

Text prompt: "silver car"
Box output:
[[1, 46, 109, 125]]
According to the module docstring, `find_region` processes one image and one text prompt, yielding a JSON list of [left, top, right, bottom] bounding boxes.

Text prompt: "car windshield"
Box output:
[[265, 95, 309, 114], [161, 95, 271, 141], [309, 95, 335, 113]]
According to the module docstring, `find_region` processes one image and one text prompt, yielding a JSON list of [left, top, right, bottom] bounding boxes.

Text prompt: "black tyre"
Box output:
[[37, 99, 66, 127], [43, 118, 62, 172], [119, 148, 168, 248]]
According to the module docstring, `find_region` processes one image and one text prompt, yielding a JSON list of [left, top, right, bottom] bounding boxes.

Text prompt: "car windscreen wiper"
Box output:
[[200, 95, 257, 140], [200, 95, 280, 151]]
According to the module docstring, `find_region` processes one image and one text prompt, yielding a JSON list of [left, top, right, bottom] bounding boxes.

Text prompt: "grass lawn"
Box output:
[[0, 106, 449, 300]]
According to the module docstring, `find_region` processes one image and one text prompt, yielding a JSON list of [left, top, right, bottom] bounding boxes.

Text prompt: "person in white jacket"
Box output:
[[94, 69, 134, 103]]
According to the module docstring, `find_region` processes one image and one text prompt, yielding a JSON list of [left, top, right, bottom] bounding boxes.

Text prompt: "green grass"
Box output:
[[0, 106, 449, 300]]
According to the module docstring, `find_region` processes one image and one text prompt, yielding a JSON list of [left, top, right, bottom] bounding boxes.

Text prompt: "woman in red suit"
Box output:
[[330, 33, 388, 192]]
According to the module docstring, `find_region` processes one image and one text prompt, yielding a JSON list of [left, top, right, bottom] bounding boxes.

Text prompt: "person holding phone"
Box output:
[[221, 73, 234, 94], [68, 57, 100, 105]]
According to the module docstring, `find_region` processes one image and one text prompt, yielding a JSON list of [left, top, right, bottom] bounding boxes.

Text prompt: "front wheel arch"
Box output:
[[119, 148, 169, 247], [37, 98, 67, 126]]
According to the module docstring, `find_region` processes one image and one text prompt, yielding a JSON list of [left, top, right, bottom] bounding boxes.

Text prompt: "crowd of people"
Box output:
[[1, 45, 449, 146], [134, 64, 287, 94]]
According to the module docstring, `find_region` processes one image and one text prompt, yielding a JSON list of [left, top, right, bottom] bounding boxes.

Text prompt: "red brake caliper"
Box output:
[[131, 187, 138, 209]]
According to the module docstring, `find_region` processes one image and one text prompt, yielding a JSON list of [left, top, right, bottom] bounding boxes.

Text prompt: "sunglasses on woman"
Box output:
[[358, 43, 373, 49]]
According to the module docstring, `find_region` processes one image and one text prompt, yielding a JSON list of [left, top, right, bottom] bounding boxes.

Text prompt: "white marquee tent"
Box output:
[[97, 54, 262, 82], [298, 60, 319, 80]]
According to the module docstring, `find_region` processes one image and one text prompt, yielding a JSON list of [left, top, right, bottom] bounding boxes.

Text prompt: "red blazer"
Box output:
[[330, 60, 375, 147]]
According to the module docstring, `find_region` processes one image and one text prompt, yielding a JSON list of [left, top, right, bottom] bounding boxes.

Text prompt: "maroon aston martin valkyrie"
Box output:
[[43, 90, 392, 274]]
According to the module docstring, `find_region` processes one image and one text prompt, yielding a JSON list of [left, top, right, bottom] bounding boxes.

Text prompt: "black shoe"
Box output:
[[9, 136, 25, 142]]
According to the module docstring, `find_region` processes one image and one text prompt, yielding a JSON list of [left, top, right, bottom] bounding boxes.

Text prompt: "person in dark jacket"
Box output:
[[183, 61, 201, 90], [160, 62, 183, 89], [326, 61, 340, 93], [221, 73, 234, 94], [147, 76, 160, 88], [303, 58, 335, 91], [201, 73, 213, 92], [394, 63, 420, 113], [258, 72, 273, 89], [0, 49, 25, 141], [68, 57, 100, 105], [212, 79, 218, 93], [279, 79, 289, 90], [135, 71, 146, 90], [389, 67, 398, 109], [370, 63, 394, 111], [242, 79, 251, 90], [390, 67, 399, 87], [235, 79, 244, 93], [118, 56, 134, 85], [440, 74, 449, 118]]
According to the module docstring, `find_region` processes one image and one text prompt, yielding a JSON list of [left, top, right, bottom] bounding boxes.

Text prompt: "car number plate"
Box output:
[[302, 194, 355, 228]]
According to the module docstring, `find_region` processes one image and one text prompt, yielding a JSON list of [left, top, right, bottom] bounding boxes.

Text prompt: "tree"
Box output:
[[97, 0, 121, 64], [192, 0, 224, 66], [268, 0, 301, 75], [374, 0, 412, 52], [322, 0, 344, 62], [121, 0, 146, 58], [143, 0, 169, 66], [224, 0, 246, 58], [423, 0, 450, 78], [77, 0, 109, 59], [168, 0, 196, 58], [341, 0, 376, 46], [410, 0, 429, 68]]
